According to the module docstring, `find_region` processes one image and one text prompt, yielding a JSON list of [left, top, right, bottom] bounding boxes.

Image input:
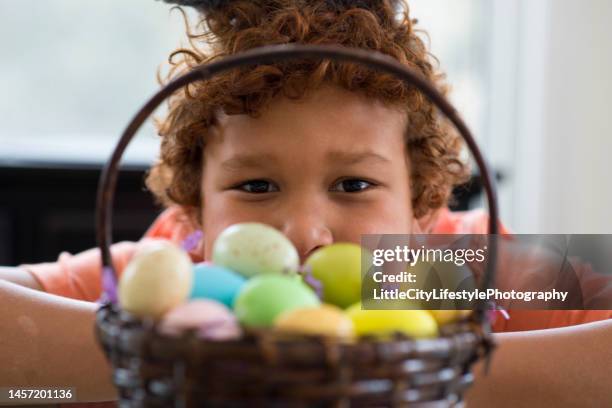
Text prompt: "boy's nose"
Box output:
[[280, 206, 333, 264]]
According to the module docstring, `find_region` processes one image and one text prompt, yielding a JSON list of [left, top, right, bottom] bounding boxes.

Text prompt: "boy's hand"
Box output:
[[0, 267, 43, 291]]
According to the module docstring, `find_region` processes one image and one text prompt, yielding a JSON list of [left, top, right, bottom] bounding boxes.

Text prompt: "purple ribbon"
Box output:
[[486, 301, 510, 324], [298, 264, 323, 300], [182, 230, 204, 252], [99, 266, 118, 305]]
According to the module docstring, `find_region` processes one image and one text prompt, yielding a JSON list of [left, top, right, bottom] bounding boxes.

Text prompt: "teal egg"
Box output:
[[234, 275, 320, 327], [189, 263, 247, 308]]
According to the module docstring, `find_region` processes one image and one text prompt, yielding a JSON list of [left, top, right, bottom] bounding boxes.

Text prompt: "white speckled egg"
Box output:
[[118, 241, 193, 319], [212, 223, 299, 278], [159, 300, 242, 340]]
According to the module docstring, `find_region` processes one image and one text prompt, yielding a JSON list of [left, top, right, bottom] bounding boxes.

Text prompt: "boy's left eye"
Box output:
[[331, 179, 375, 193]]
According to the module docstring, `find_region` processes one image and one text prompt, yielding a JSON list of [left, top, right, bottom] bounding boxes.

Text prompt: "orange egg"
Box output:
[[274, 304, 354, 339]]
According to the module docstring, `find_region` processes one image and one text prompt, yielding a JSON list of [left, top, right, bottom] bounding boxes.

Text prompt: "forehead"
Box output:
[[206, 86, 408, 159]]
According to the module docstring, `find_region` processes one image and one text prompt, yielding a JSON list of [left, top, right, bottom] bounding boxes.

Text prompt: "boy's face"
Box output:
[[201, 86, 419, 263]]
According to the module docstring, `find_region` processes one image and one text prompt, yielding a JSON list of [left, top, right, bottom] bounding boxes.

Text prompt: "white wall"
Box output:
[[539, 0, 612, 233], [494, 0, 612, 233]]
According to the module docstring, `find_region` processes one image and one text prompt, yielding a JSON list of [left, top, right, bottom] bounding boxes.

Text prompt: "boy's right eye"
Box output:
[[234, 180, 279, 194]]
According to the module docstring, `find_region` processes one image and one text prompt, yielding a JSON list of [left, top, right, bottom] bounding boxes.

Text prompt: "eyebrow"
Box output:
[[326, 150, 391, 165], [220, 153, 279, 171]]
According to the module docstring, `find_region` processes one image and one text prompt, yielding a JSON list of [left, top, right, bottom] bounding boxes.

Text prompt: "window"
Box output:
[[0, 0, 492, 167], [0, 0, 190, 164], [410, 0, 489, 144]]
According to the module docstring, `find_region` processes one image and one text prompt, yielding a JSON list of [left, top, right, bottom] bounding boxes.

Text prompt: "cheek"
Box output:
[[332, 199, 415, 243], [200, 193, 270, 261], [200, 202, 239, 262]]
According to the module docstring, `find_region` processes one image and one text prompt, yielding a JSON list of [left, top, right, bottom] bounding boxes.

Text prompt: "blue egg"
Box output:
[[189, 263, 247, 307]]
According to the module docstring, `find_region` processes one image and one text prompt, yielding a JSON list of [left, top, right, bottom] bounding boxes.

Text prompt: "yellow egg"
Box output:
[[274, 304, 354, 339], [346, 303, 438, 339], [118, 241, 193, 319], [429, 310, 472, 326]]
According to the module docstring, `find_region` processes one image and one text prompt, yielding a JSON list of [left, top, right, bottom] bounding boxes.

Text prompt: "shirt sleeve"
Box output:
[[21, 241, 140, 302], [492, 310, 612, 332], [572, 258, 612, 308], [433, 208, 612, 332], [432, 207, 511, 235], [21, 207, 195, 302]]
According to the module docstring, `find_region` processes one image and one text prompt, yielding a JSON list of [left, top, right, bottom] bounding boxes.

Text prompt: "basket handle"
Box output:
[[96, 44, 499, 322]]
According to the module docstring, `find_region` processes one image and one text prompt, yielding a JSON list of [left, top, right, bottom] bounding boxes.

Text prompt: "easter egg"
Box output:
[[159, 300, 242, 340], [274, 304, 354, 339], [429, 310, 472, 326], [212, 223, 299, 278], [234, 275, 320, 327], [190, 263, 246, 307], [118, 241, 193, 319], [346, 303, 438, 339], [305, 243, 371, 308]]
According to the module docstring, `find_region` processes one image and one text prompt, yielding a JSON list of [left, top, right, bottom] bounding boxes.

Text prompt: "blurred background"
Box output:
[[1, 0, 611, 265]]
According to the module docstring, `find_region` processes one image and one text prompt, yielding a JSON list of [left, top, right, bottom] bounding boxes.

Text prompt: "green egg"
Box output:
[[212, 223, 299, 278], [234, 275, 320, 327], [305, 243, 371, 308]]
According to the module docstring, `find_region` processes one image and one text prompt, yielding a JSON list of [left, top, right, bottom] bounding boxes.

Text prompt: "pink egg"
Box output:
[[159, 300, 242, 340]]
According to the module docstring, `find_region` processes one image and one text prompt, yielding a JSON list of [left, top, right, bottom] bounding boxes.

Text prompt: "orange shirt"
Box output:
[[22, 207, 612, 332]]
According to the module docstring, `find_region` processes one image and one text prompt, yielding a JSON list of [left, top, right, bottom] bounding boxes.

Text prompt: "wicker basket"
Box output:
[[94, 44, 499, 408]]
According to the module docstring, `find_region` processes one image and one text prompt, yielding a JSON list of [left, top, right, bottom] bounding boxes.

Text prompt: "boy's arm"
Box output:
[[0, 279, 117, 402], [4, 241, 147, 301], [2, 207, 193, 301], [0, 266, 43, 291], [467, 319, 612, 407]]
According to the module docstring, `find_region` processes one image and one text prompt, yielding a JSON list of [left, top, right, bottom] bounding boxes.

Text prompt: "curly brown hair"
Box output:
[[147, 0, 469, 224]]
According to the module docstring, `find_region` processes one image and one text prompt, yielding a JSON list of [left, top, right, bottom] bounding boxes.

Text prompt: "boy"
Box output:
[[1, 0, 610, 406]]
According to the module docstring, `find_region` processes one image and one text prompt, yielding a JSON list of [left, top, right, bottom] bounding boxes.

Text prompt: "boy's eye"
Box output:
[[236, 180, 279, 193], [332, 179, 375, 193]]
